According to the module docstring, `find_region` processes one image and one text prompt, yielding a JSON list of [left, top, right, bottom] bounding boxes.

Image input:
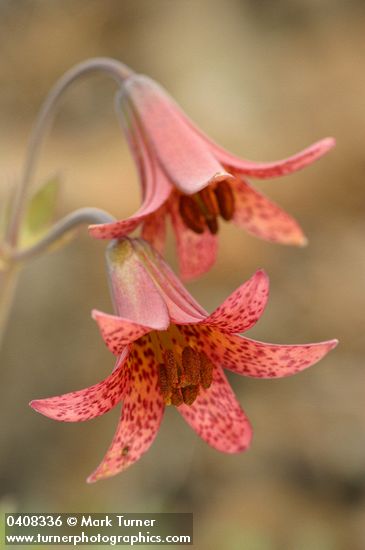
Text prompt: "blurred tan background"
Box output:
[[1, 1, 365, 549]]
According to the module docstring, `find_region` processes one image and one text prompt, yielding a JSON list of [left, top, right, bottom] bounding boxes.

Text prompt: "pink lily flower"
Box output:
[[89, 74, 335, 280], [30, 239, 337, 482]]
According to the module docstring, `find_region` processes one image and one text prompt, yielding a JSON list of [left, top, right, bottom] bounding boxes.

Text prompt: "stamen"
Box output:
[[181, 346, 200, 386], [205, 216, 219, 235], [199, 352, 214, 389], [158, 364, 171, 399], [179, 196, 205, 234], [163, 349, 179, 387], [214, 180, 235, 221], [171, 387, 184, 407], [198, 187, 219, 216], [153, 330, 214, 407], [182, 385, 200, 406]]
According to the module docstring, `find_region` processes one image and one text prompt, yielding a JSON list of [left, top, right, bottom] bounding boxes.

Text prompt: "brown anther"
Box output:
[[181, 346, 201, 386], [163, 349, 179, 387], [121, 446, 129, 456], [198, 186, 220, 216], [199, 352, 214, 389], [182, 385, 200, 406], [158, 364, 171, 399], [214, 180, 235, 221], [179, 195, 205, 234], [205, 216, 219, 235], [171, 387, 184, 407]]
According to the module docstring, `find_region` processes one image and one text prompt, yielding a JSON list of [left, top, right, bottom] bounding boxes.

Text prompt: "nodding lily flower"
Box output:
[[89, 74, 335, 280], [30, 239, 337, 482]]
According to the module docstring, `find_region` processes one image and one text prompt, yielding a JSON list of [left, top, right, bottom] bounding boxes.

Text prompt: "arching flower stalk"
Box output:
[[0, 58, 132, 345], [30, 238, 337, 482], [89, 74, 335, 280]]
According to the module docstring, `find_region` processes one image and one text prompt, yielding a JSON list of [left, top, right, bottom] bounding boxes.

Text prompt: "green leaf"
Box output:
[[20, 176, 60, 247], [24, 177, 60, 233]]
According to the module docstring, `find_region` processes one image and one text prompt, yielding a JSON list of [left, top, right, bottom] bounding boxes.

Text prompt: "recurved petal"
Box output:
[[231, 177, 307, 246], [123, 74, 232, 195], [178, 365, 252, 453], [30, 351, 131, 422], [88, 191, 169, 240], [163, 93, 335, 178], [87, 336, 164, 482], [92, 310, 162, 355], [169, 194, 218, 281], [89, 219, 139, 240], [202, 270, 269, 333], [213, 138, 336, 179], [196, 327, 338, 378], [88, 171, 171, 241]]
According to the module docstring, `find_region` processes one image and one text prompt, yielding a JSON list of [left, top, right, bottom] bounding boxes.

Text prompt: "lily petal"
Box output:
[[89, 98, 171, 240], [172, 107, 335, 179], [202, 270, 269, 333], [123, 74, 233, 195], [88, 190, 169, 240], [231, 177, 307, 245], [157, 86, 335, 178], [169, 194, 218, 281], [92, 310, 167, 355], [87, 337, 164, 482], [178, 365, 252, 453], [132, 239, 207, 324], [210, 138, 336, 179], [30, 351, 130, 422], [141, 207, 167, 255], [197, 328, 338, 378], [106, 239, 170, 329]]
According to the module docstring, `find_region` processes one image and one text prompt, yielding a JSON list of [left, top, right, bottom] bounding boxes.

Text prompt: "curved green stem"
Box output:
[[6, 57, 133, 248], [1, 57, 132, 345], [11, 208, 116, 263], [0, 208, 116, 345]]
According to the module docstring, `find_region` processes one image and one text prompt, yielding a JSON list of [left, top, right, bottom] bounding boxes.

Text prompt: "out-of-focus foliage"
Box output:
[[20, 177, 60, 247]]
